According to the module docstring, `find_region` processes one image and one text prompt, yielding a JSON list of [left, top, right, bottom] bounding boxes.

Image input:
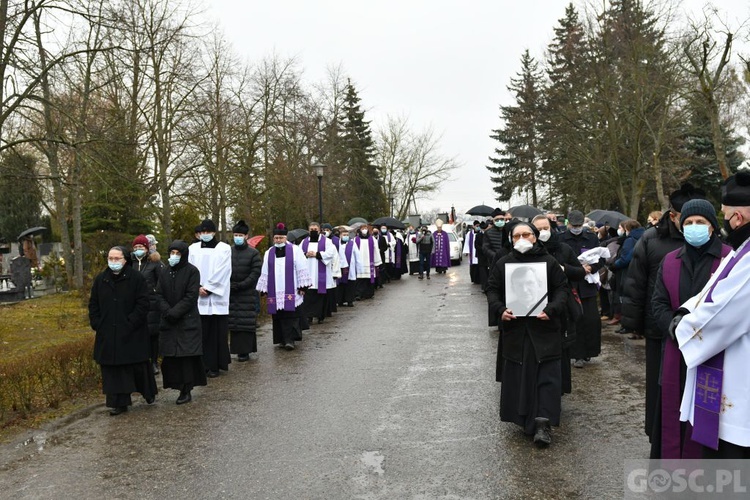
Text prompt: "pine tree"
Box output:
[[339, 79, 387, 220], [541, 3, 592, 210], [488, 50, 546, 206], [0, 151, 43, 242]]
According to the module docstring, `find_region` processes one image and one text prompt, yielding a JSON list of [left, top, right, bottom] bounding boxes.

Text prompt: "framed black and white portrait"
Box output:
[[505, 262, 548, 317]]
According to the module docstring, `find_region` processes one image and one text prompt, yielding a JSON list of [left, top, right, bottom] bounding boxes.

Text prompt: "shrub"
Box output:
[[0, 337, 100, 427]]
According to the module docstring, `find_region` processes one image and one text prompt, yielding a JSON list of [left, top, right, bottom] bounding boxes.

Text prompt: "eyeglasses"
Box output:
[[511, 232, 534, 241]]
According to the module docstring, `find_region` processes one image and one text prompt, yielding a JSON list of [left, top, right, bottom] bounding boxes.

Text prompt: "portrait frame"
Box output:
[[505, 262, 548, 317]]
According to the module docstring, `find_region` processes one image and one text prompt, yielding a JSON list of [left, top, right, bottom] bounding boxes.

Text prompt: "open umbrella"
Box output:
[[466, 203, 493, 215], [287, 228, 309, 243], [349, 222, 368, 231], [247, 235, 265, 248], [372, 216, 405, 230], [508, 205, 543, 219], [347, 217, 368, 226], [587, 210, 628, 227], [17, 226, 47, 241]]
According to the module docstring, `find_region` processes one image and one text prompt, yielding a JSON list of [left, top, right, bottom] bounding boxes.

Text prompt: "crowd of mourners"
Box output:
[[89, 171, 750, 461], [88, 217, 456, 414], [475, 176, 750, 459]]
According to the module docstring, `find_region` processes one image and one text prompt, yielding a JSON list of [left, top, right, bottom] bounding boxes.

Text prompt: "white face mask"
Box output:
[[538, 229, 551, 242], [513, 238, 534, 254], [617, 228, 625, 237]]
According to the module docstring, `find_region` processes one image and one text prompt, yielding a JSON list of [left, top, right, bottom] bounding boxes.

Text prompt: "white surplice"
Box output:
[[676, 238, 750, 447], [301, 235, 337, 291], [463, 230, 478, 265], [188, 240, 232, 315], [256, 244, 311, 310], [353, 236, 382, 279]]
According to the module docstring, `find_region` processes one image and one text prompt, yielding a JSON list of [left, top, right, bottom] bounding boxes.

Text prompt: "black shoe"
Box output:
[[533, 417, 551, 446], [109, 406, 128, 416], [284, 343, 295, 351], [152, 362, 160, 375], [426, 275, 430, 280], [317, 318, 324, 324], [145, 395, 155, 405], [176, 391, 192, 405], [418, 274, 424, 280], [206, 370, 220, 378], [237, 354, 250, 362]]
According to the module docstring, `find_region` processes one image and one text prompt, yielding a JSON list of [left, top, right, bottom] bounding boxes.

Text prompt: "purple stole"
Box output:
[[266, 243, 296, 314], [686, 242, 750, 449], [340, 242, 354, 284], [302, 236, 327, 294], [395, 238, 402, 267], [660, 246, 727, 457], [356, 235, 376, 283]]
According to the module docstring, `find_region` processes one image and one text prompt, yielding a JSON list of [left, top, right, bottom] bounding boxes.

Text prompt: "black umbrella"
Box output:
[[287, 228, 309, 243], [587, 210, 628, 227], [372, 216, 405, 230], [347, 217, 368, 226], [466, 204, 494, 216], [17, 226, 47, 241], [508, 205, 543, 219]]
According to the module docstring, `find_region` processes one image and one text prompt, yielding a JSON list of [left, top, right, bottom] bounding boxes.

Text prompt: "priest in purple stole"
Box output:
[[300, 222, 337, 324], [256, 223, 312, 350], [431, 219, 451, 274], [336, 228, 360, 307], [674, 173, 750, 459], [353, 226, 382, 299], [651, 200, 730, 459]]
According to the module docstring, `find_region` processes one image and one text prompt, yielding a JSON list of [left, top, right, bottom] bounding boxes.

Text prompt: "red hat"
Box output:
[[132, 234, 149, 247]]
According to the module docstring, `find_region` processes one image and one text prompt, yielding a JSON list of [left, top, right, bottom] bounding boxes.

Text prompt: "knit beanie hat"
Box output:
[[232, 220, 250, 235], [132, 234, 149, 247], [679, 199, 719, 231]]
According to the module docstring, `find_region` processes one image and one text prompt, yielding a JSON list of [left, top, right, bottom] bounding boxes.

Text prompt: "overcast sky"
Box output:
[[207, 0, 749, 216]]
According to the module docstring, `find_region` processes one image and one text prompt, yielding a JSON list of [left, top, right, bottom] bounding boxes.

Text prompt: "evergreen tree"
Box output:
[[0, 151, 43, 242], [488, 50, 546, 206], [339, 79, 387, 219], [541, 3, 591, 210]]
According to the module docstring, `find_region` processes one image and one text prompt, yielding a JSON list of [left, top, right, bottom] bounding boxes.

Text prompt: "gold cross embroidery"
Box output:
[[721, 395, 734, 414], [268, 298, 275, 303], [691, 327, 703, 341], [286, 294, 294, 300], [696, 372, 720, 405]]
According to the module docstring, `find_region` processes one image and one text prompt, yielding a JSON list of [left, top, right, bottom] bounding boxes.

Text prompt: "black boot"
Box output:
[[533, 417, 551, 447], [176, 390, 192, 405]]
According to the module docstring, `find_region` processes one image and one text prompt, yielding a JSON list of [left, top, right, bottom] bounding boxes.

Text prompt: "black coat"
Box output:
[[651, 236, 729, 334], [156, 241, 202, 357], [481, 226, 507, 267], [543, 236, 586, 348], [228, 242, 262, 332], [89, 265, 150, 366], [559, 228, 601, 299], [487, 244, 568, 363], [621, 211, 685, 338], [132, 252, 163, 337]]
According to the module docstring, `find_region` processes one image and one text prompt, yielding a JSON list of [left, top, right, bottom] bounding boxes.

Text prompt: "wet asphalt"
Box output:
[[0, 266, 649, 499]]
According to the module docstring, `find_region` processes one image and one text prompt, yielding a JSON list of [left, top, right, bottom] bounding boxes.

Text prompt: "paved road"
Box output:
[[0, 266, 648, 499]]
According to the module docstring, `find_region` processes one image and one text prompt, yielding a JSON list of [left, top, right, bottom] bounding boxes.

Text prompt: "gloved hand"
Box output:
[[164, 311, 178, 323], [668, 310, 689, 340]]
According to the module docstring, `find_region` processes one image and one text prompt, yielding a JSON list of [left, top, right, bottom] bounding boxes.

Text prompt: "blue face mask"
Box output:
[[133, 249, 146, 258], [108, 262, 123, 272], [234, 236, 245, 246], [274, 242, 286, 248], [341, 236, 350, 243], [494, 220, 505, 228], [569, 227, 583, 235], [168, 255, 181, 267], [683, 224, 711, 247], [200, 233, 214, 242]]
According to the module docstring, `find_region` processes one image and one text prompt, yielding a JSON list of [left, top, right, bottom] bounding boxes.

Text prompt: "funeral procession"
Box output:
[[1, 0, 750, 499]]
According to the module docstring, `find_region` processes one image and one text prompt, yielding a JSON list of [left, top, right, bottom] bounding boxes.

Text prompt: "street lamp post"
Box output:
[[313, 161, 326, 223]]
